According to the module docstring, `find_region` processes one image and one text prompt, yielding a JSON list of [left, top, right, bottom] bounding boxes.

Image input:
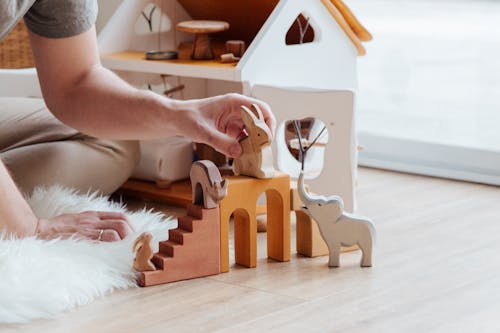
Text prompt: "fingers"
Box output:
[[96, 219, 134, 239], [239, 96, 276, 137], [96, 211, 127, 220], [203, 129, 242, 158], [255, 101, 276, 137], [85, 228, 120, 242], [189, 93, 276, 157], [37, 211, 135, 242], [94, 211, 135, 232], [80, 211, 135, 241], [100, 229, 121, 242], [225, 94, 276, 138]]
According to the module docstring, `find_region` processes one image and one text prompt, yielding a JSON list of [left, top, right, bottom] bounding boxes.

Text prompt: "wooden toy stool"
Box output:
[[176, 20, 229, 60], [220, 172, 291, 272]]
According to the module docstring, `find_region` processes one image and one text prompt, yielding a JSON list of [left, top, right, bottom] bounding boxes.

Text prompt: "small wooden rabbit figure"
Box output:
[[133, 232, 156, 272], [233, 104, 275, 179]]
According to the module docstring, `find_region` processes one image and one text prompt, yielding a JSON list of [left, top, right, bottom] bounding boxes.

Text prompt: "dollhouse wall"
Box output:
[[98, 0, 236, 98], [95, 0, 360, 208], [98, 0, 192, 55], [98, 0, 358, 93], [239, 0, 358, 91], [175, 0, 279, 45]]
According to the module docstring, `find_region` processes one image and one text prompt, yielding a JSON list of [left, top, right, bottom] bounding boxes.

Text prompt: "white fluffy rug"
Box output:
[[0, 186, 176, 324]]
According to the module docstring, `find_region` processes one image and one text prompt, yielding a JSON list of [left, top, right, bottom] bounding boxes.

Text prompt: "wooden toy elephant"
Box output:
[[292, 119, 376, 267], [297, 171, 375, 267]]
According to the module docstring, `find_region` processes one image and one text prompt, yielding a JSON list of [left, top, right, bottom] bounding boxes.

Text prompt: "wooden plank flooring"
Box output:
[[3, 167, 500, 332]]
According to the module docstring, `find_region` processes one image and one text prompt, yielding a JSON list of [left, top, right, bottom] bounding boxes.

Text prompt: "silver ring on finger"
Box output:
[[97, 229, 105, 241]]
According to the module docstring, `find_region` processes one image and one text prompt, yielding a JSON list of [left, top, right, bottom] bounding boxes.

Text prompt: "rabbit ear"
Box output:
[[241, 105, 259, 128], [132, 234, 144, 252], [251, 104, 265, 121]]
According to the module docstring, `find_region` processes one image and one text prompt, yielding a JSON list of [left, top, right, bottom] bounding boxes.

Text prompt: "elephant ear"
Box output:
[[328, 196, 344, 221]]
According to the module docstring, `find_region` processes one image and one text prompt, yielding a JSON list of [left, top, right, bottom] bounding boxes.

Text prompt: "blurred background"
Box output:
[[351, 0, 500, 185], [96, 0, 500, 185]]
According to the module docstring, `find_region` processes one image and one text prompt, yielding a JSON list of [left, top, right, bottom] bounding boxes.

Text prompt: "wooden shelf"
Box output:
[[118, 176, 269, 214], [118, 179, 193, 208], [101, 51, 241, 82]]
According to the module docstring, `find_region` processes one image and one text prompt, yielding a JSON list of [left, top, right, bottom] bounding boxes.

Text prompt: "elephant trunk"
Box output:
[[298, 170, 315, 204]]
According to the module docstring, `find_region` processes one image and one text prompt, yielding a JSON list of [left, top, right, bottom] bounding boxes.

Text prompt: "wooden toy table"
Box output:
[[121, 172, 291, 272]]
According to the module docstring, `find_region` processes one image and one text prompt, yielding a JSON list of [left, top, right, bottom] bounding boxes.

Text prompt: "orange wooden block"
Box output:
[[295, 210, 329, 257], [139, 205, 220, 287], [219, 172, 290, 272], [119, 179, 192, 208], [119, 173, 290, 273]]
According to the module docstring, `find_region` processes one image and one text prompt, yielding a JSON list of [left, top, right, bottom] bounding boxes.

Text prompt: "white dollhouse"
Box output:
[[98, 0, 371, 211]]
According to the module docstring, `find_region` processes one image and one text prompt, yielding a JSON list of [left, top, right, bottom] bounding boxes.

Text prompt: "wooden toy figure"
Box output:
[[133, 232, 156, 271], [293, 121, 376, 267], [138, 160, 224, 286], [233, 104, 275, 179], [191, 160, 228, 209]]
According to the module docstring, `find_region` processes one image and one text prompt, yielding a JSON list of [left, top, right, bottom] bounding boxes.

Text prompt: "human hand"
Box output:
[[36, 211, 134, 242], [177, 93, 276, 157]]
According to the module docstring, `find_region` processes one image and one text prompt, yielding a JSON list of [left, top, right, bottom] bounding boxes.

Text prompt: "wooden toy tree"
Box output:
[[293, 121, 376, 267]]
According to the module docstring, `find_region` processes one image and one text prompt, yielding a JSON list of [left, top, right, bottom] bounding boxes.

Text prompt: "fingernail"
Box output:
[[230, 143, 242, 157]]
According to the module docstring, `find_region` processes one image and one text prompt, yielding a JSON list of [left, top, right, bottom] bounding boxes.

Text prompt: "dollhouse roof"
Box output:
[[177, 0, 372, 56]]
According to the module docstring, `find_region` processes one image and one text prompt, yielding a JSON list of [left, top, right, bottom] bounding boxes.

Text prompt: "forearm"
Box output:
[[29, 27, 274, 157], [30, 27, 194, 141], [0, 161, 38, 237], [47, 65, 188, 140]]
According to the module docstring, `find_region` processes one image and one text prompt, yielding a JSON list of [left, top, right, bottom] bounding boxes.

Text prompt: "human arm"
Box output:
[[0, 160, 38, 237], [0, 159, 134, 241], [12, 23, 275, 241], [28, 26, 276, 157]]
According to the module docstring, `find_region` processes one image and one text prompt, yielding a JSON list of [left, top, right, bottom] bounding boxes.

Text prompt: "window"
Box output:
[[286, 13, 316, 45], [351, 0, 500, 185]]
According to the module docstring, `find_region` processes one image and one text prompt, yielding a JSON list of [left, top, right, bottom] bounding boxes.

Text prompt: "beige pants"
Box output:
[[0, 97, 140, 195]]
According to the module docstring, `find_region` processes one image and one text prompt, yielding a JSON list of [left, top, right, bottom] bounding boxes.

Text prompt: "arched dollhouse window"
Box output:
[[286, 13, 316, 45]]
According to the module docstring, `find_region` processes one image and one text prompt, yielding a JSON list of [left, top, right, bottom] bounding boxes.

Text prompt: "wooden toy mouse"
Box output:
[[190, 160, 228, 209]]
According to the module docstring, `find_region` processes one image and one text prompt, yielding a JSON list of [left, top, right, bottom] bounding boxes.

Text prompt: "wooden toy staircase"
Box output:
[[139, 204, 221, 287]]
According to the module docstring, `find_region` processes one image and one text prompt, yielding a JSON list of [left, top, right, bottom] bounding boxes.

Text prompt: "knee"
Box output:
[[96, 139, 141, 194], [113, 140, 141, 177]]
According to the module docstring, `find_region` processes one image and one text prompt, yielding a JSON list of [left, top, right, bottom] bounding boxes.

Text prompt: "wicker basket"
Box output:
[[0, 21, 35, 69]]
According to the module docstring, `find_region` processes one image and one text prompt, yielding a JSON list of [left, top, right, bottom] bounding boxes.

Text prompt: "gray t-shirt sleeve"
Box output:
[[24, 0, 98, 38]]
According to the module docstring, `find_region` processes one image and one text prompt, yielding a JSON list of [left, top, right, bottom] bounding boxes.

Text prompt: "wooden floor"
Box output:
[[5, 167, 500, 333]]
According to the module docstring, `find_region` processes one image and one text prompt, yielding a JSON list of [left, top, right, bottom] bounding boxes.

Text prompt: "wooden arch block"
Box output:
[[219, 172, 291, 272]]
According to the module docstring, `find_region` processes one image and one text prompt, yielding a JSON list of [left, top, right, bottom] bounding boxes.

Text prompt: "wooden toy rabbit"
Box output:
[[233, 104, 275, 179], [132, 232, 156, 272]]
